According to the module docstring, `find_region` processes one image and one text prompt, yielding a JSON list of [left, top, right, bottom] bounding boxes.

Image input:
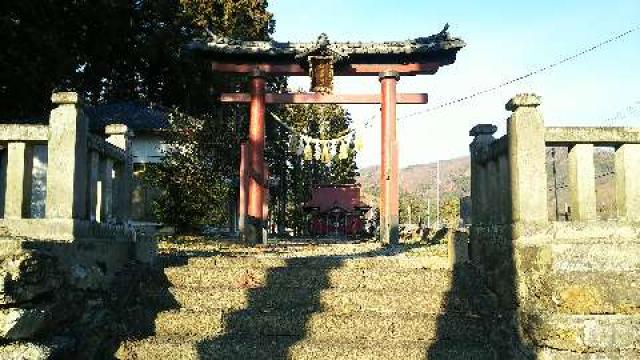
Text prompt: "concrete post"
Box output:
[[487, 160, 499, 224], [498, 154, 511, 224], [5, 142, 33, 219], [476, 165, 489, 224], [568, 144, 597, 221], [88, 151, 100, 221], [379, 71, 400, 245], [469, 124, 497, 226], [506, 94, 548, 225], [0, 149, 6, 218], [46, 92, 88, 219], [615, 144, 640, 222], [448, 231, 470, 268], [106, 124, 134, 224], [98, 158, 114, 223]]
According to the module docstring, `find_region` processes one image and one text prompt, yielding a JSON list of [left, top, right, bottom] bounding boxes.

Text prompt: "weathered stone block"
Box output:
[[134, 235, 157, 265], [0, 308, 48, 340], [448, 231, 469, 268], [542, 271, 640, 315], [0, 251, 61, 305], [530, 314, 640, 352], [50, 92, 79, 105], [538, 347, 640, 359], [550, 243, 640, 272], [69, 264, 105, 290], [505, 93, 541, 111]]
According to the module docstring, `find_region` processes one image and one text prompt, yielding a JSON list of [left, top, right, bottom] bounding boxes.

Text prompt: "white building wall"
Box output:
[[131, 134, 167, 164], [30, 144, 47, 218]]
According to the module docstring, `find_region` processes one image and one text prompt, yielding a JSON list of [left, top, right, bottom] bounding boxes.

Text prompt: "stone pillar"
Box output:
[[568, 144, 597, 221], [615, 144, 640, 221], [379, 70, 400, 245], [88, 151, 100, 221], [448, 231, 470, 268], [476, 165, 489, 225], [498, 154, 512, 224], [46, 92, 88, 219], [469, 124, 497, 226], [506, 94, 548, 225], [106, 124, 134, 224], [5, 142, 32, 219], [0, 149, 7, 218], [99, 157, 114, 223], [487, 160, 499, 224]]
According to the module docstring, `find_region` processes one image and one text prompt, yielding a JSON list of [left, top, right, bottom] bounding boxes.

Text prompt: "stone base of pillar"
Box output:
[[244, 216, 267, 244]]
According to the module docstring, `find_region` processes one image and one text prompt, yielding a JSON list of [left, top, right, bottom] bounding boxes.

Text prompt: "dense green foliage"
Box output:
[[143, 109, 238, 230], [398, 191, 460, 228], [272, 104, 359, 235], [3, 0, 358, 232], [1, 0, 274, 117]]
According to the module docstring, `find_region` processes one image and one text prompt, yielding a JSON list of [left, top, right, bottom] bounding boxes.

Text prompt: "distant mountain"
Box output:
[[358, 149, 617, 220], [358, 156, 471, 205]]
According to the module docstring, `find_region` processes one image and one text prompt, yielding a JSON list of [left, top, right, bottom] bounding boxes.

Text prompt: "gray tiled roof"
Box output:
[[188, 25, 465, 65], [1, 102, 170, 133], [84, 101, 170, 134]]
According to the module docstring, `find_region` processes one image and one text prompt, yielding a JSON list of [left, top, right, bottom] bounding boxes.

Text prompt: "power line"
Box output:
[[358, 25, 639, 125], [604, 100, 640, 126]]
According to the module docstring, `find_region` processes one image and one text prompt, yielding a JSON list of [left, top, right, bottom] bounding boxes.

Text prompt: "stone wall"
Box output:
[[0, 92, 157, 358], [469, 94, 640, 359]]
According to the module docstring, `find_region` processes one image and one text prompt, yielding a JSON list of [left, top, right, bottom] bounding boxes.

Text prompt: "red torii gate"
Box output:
[[189, 27, 465, 244]]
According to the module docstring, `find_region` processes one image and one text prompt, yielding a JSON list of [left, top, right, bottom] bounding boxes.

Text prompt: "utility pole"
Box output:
[[427, 198, 431, 228]]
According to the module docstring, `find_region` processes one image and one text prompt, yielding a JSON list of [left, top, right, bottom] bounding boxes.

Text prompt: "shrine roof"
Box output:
[[187, 24, 465, 66]]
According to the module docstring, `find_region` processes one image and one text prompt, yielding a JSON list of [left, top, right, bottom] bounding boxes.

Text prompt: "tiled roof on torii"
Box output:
[[187, 24, 465, 66]]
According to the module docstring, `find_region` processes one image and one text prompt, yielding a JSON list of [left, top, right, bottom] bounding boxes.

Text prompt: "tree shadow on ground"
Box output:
[[98, 244, 183, 359], [99, 263, 180, 359], [195, 242, 409, 359]]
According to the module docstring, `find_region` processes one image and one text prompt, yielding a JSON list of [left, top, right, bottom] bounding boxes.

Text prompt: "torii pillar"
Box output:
[[246, 72, 267, 244], [197, 29, 466, 246], [379, 71, 400, 245]]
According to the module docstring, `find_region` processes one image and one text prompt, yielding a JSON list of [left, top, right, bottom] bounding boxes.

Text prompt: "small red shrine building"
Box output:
[[303, 185, 371, 238]]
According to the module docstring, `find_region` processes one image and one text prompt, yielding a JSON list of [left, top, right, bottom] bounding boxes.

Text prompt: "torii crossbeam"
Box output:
[[189, 26, 465, 244]]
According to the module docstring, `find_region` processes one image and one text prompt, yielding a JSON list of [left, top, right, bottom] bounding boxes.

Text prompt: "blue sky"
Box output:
[[269, 0, 640, 167]]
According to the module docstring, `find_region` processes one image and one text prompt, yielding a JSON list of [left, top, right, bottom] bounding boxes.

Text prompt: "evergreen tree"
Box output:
[[276, 104, 359, 235], [1, 0, 275, 117]]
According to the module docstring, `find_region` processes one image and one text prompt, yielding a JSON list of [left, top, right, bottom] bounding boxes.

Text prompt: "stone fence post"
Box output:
[[615, 144, 640, 222], [45, 92, 88, 220], [506, 94, 548, 225], [4, 143, 32, 219], [568, 144, 596, 221], [106, 124, 134, 224], [469, 124, 497, 225]]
